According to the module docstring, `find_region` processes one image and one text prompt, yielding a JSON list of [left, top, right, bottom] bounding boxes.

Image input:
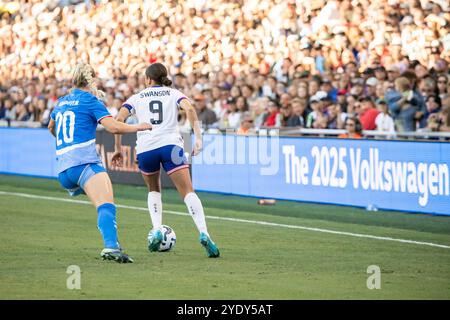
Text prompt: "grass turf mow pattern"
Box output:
[[0, 175, 449, 299]]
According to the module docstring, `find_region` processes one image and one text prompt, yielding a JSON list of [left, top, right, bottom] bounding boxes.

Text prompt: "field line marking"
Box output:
[[1, 190, 449, 250]]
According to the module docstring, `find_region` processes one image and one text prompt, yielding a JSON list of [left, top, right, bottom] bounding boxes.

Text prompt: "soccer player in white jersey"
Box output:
[[112, 63, 220, 258]]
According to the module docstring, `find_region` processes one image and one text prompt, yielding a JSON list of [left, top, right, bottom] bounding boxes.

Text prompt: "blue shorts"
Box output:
[[137, 145, 189, 176], [58, 163, 106, 196]]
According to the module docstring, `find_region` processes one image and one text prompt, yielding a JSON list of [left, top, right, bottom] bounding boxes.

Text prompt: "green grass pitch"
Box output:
[[0, 174, 449, 299]]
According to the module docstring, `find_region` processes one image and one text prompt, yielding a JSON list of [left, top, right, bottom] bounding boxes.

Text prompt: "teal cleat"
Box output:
[[100, 248, 134, 263], [199, 233, 220, 258], [147, 229, 163, 252]]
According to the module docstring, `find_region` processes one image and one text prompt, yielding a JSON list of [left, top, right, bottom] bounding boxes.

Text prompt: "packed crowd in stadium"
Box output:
[[0, 0, 449, 136]]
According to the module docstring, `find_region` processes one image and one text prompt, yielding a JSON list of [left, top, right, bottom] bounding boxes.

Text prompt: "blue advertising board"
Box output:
[[0, 128, 58, 178], [192, 134, 450, 215], [1, 129, 449, 215], [0, 128, 184, 187]]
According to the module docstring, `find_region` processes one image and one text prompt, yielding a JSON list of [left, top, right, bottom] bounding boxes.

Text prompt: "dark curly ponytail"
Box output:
[[160, 76, 173, 86], [145, 63, 172, 87]]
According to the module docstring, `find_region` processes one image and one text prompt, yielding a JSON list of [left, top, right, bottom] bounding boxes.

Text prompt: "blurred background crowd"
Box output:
[[0, 0, 449, 136]]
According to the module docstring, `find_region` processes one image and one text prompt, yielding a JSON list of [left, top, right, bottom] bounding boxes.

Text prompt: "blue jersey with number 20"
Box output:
[[50, 88, 111, 173]]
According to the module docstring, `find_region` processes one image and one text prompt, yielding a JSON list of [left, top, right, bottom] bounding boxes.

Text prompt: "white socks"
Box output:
[[148, 191, 209, 236], [184, 192, 209, 236], [148, 192, 162, 231]]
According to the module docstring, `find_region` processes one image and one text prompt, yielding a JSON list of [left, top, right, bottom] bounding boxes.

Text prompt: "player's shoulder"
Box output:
[[132, 88, 146, 99], [170, 87, 185, 96]]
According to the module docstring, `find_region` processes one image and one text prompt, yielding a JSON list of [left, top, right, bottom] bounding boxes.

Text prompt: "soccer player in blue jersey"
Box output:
[[47, 62, 152, 263], [112, 63, 220, 258]]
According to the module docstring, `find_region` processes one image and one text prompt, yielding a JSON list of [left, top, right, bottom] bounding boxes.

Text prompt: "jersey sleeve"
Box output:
[[50, 108, 56, 120], [87, 95, 112, 123], [174, 89, 189, 108], [122, 95, 136, 113]]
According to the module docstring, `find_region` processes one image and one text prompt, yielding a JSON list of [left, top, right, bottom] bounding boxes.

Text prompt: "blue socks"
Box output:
[[97, 203, 119, 249]]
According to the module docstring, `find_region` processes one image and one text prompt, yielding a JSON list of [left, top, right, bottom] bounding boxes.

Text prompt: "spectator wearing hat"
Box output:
[[386, 65, 401, 82], [194, 94, 217, 128], [306, 91, 327, 128], [365, 77, 379, 99]]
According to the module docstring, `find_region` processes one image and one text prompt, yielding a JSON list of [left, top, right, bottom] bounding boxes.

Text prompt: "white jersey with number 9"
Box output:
[[122, 86, 188, 154]]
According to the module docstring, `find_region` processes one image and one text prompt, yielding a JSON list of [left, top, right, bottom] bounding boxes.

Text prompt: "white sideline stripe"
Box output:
[[56, 139, 96, 155], [0, 190, 449, 250]]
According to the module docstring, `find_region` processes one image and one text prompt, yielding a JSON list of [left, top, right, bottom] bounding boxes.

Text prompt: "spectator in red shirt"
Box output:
[[263, 100, 281, 127], [359, 97, 380, 130]]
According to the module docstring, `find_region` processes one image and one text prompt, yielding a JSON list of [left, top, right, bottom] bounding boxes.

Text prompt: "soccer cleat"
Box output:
[[100, 248, 134, 263], [199, 232, 220, 258], [147, 229, 163, 252]]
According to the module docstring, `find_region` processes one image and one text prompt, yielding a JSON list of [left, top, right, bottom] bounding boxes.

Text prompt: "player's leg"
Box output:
[[169, 168, 207, 235], [164, 145, 220, 258], [142, 172, 162, 230], [57, 167, 85, 197], [80, 164, 133, 263], [137, 149, 164, 251], [141, 172, 165, 251]]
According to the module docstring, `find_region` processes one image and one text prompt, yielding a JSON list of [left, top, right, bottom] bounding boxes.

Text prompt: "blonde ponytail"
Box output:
[[72, 62, 106, 100]]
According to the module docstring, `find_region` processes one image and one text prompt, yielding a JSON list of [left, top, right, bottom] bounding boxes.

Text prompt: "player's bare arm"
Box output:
[[179, 98, 202, 156], [47, 118, 56, 137], [100, 116, 151, 134], [111, 107, 131, 167]]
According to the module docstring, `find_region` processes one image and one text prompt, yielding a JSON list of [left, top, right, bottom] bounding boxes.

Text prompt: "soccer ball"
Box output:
[[159, 225, 176, 252]]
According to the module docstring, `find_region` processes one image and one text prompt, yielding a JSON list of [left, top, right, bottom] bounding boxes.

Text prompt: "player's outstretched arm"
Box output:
[[179, 98, 202, 156], [100, 116, 151, 134], [111, 107, 131, 167]]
